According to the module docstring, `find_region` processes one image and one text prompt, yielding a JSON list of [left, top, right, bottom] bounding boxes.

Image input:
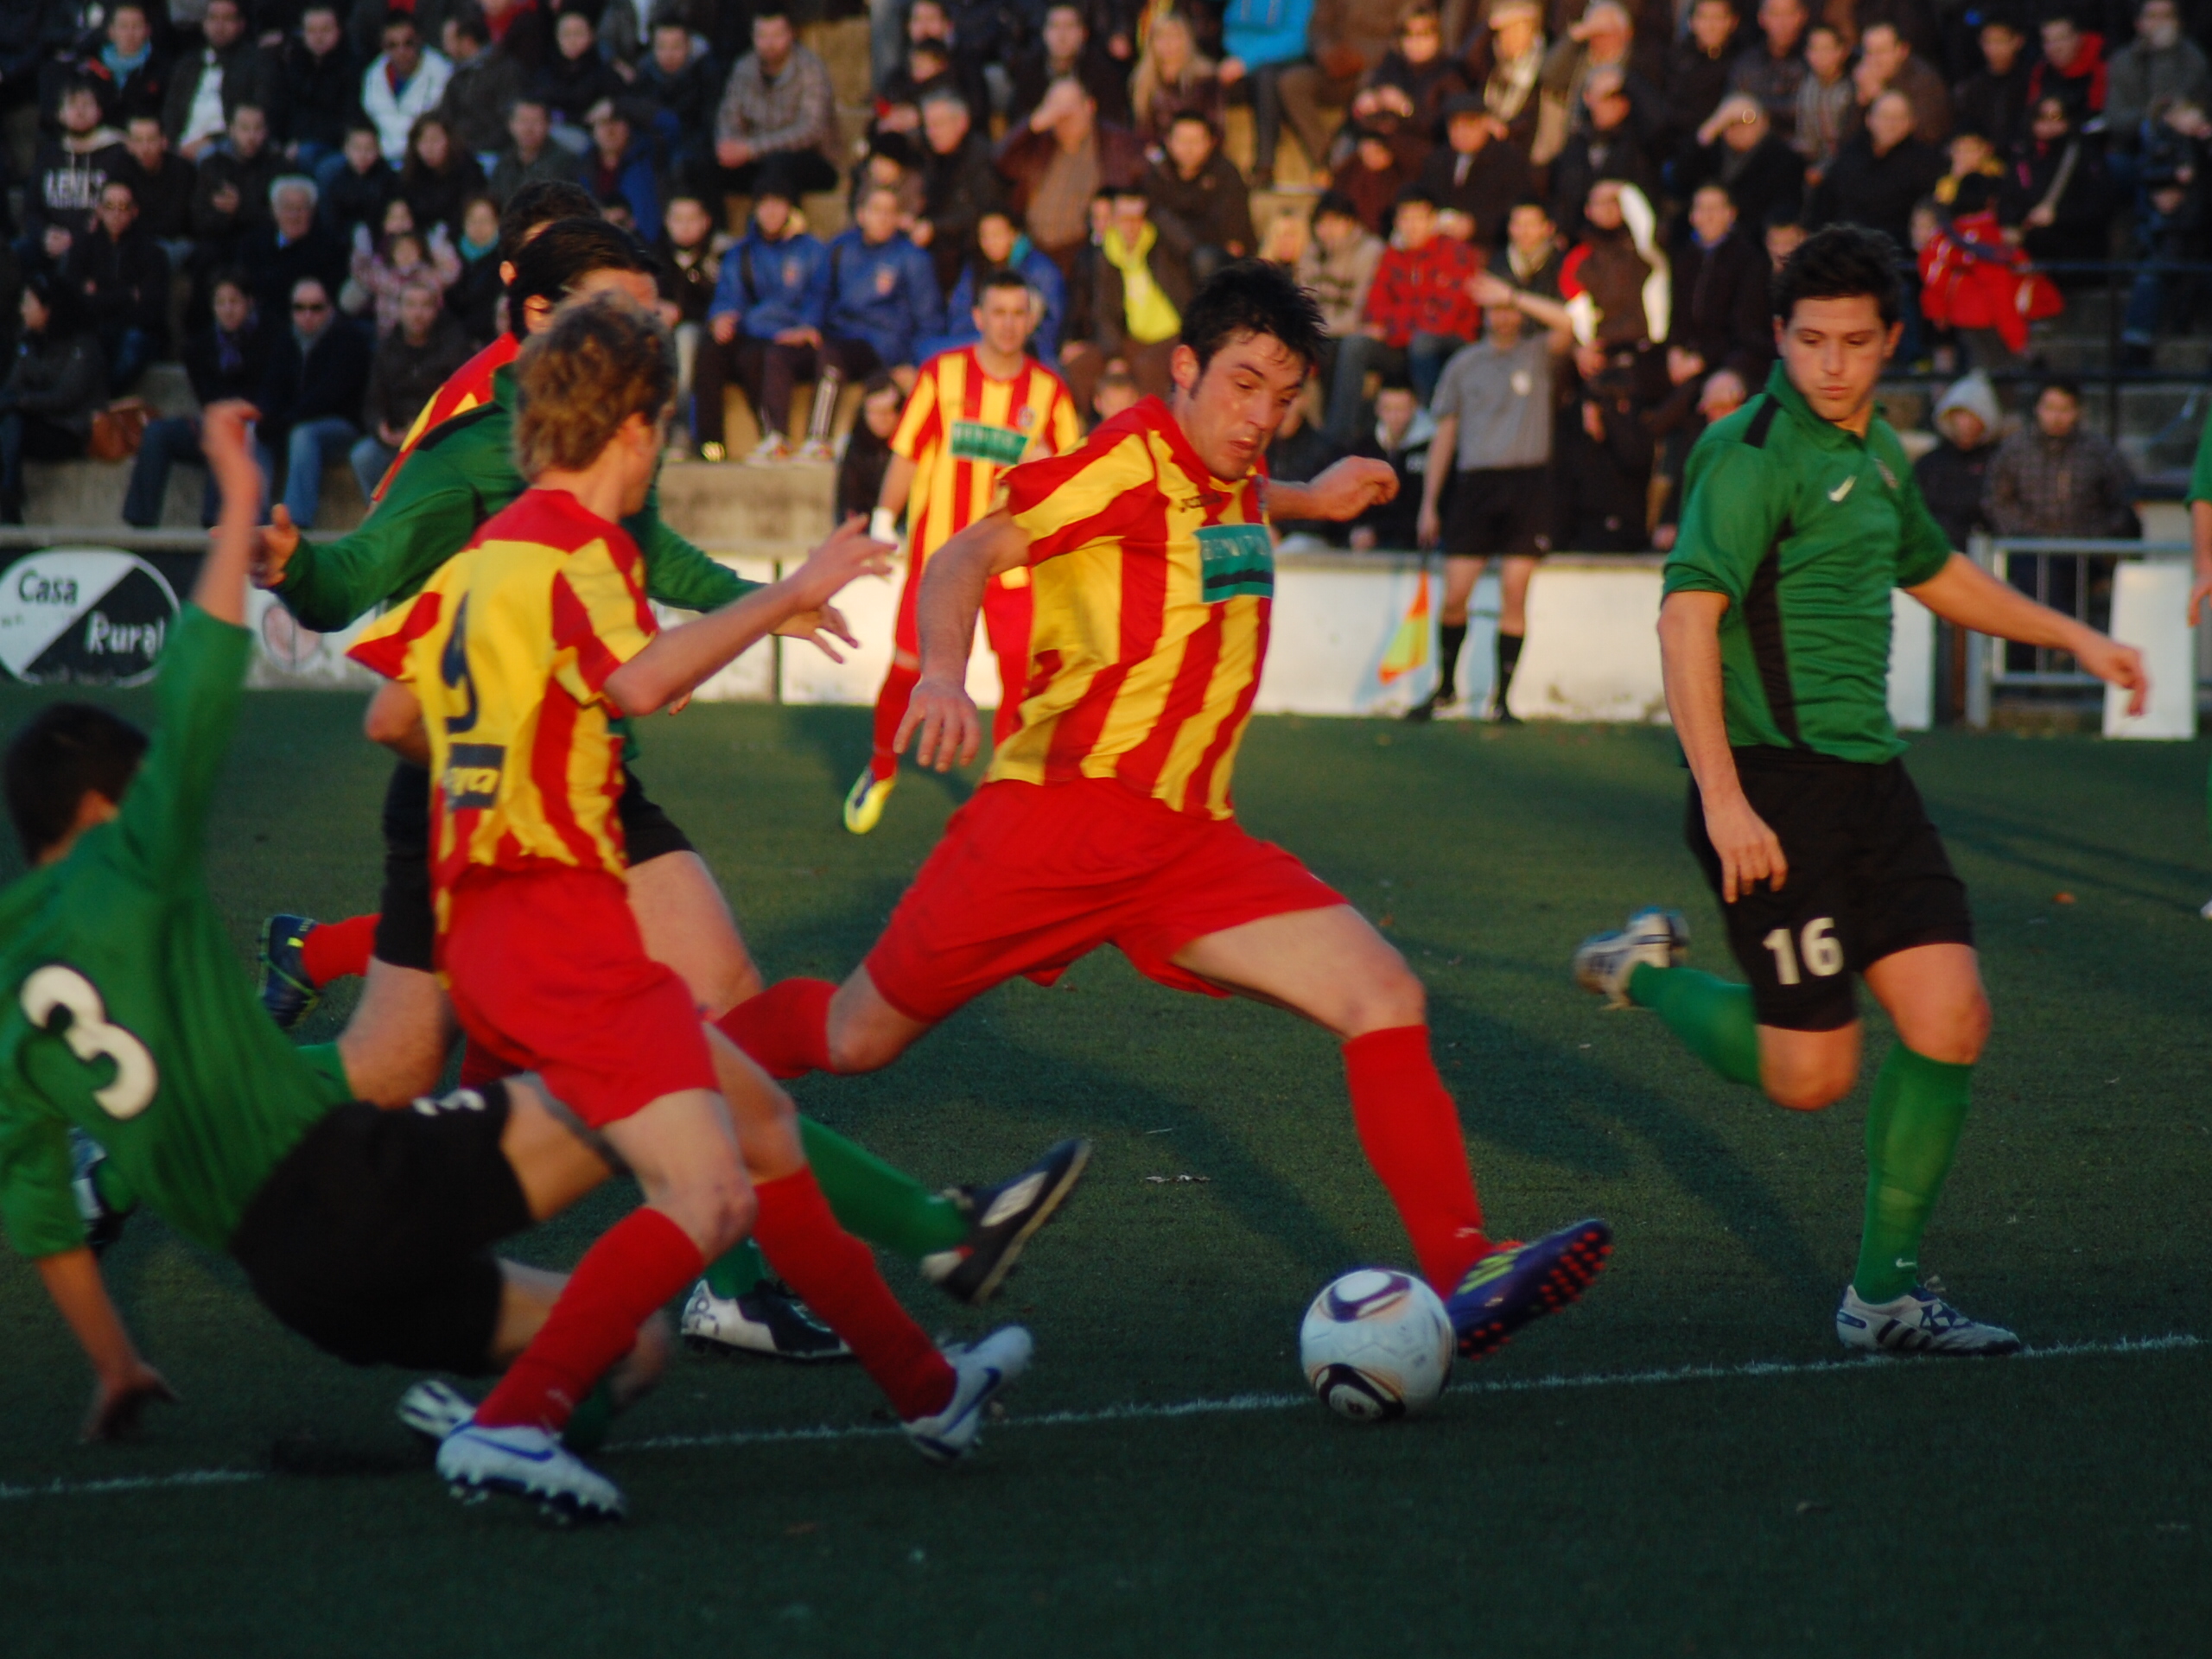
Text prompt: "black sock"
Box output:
[[1437, 622, 1468, 700], [1495, 631, 1525, 705]]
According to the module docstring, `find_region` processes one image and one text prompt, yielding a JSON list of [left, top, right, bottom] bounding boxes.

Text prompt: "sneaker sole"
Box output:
[[1456, 1223, 1613, 1361], [444, 1471, 623, 1525], [950, 1141, 1091, 1306], [1840, 1325, 2024, 1359]]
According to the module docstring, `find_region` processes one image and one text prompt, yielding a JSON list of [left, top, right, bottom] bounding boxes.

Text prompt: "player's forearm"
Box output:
[[36, 1249, 143, 1384], [1909, 551, 2107, 655], [1658, 594, 1746, 806], [606, 581, 810, 714], [192, 467, 259, 627], [914, 526, 1005, 685], [874, 454, 918, 523], [2193, 500, 2212, 587], [1420, 417, 1457, 517]]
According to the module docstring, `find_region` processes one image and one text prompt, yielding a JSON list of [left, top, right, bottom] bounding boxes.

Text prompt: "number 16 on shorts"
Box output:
[[1763, 918, 1843, 987]]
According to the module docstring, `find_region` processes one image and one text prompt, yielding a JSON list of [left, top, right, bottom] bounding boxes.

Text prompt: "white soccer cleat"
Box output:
[[397, 1378, 476, 1444], [681, 1277, 851, 1362], [1572, 906, 1689, 1007], [435, 1421, 627, 1522], [1835, 1285, 2022, 1357], [903, 1325, 1033, 1465]]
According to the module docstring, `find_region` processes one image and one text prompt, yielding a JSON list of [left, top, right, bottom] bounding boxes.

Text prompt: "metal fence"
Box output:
[[1962, 533, 2194, 726]]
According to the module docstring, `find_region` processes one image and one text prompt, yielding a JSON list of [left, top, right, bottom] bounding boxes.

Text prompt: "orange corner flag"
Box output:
[[1378, 570, 1432, 684]]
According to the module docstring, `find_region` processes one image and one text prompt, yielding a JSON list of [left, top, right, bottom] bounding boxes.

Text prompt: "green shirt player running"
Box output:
[[1572, 226, 2147, 1356]]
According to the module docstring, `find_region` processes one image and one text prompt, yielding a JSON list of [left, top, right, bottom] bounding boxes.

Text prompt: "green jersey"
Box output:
[[0, 609, 348, 1262], [1664, 365, 1954, 764], [2186, 406, 2212, 506]]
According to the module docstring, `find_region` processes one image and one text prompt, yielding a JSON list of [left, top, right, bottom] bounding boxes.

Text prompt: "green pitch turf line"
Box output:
[[3, 1334, 2196, 1505]]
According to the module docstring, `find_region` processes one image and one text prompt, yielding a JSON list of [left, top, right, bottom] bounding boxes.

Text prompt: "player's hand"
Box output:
[[2076, 633, 2149, 717], [1703, 791, 1787, 904], [200, 400, 261, 496], [1300, 455, 1398, 522], [84, 1361, 177, 1443], [253, 504, 301, 588], [899, 673, 980, 772], [785, 516, 893, 613], [774, 601, 859, 661]]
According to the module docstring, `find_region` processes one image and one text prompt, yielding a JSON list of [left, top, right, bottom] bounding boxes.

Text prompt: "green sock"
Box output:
[[1853, 1044, 1974, 1304], [561, 1376, 619, 1454], [798, 1116, 969, 1257], [1626, 963, 1762, 1088], [703, 1236, 767, 1300]]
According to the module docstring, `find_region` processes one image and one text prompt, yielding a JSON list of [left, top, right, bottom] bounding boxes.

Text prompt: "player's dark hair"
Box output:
[[499, 180, 602, 267], [513, 292, 675, 477], [5, 704, 149, 861], [507, 216, 654, 322], [977, 268, 1033, 300], [1770, 224, 1902, 327], [1179, 257, 1325, 373]]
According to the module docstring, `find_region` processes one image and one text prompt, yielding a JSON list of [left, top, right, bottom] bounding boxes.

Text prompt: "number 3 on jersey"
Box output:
[[1762, 918, 1843, 987], [20, 965, 158, 1119]]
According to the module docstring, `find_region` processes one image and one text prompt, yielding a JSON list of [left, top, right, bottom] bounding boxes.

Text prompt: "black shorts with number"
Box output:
[[1686, 748, 1974, 1033], [229, 1083, 534, 1375], [1443, 464, 1550, 559], [372, 760, 696, 972]]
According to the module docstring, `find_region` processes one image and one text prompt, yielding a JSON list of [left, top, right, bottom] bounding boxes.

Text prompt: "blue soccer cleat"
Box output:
[[1445, 1217, 1613, 1360], [258, 913, 322, 1031]]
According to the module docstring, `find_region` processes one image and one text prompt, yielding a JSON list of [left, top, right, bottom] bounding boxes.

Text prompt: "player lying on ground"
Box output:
[[722, 260, 1614, 1360], [251, 216, 1085, 1359], [348, 296, 1031, 1520], [1573, 225, 2148, 1357], [844, 270, 1082, 835]]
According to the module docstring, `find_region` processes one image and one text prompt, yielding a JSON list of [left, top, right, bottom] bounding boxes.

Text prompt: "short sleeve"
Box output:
[[2189, 413, 2212, 507], [1664, 441, 1787, 605], [890, 365, 940, 462], [1893, 471, 1956, 588], [549, 541, 658, 702], [347, 588, 443, 683], [996, 429, 1158, 565]]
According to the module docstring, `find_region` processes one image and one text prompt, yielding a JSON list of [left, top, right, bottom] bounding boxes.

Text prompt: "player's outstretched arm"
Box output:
[[605, 516, 892, 715], [34, 1248, 177, 1442], [194, 401, 264, 626], [1659, 590, 1789, 902], [1908, 552, 2148, 715], [1270, 455, 1399, 524], [898, 510, 1031, 772]]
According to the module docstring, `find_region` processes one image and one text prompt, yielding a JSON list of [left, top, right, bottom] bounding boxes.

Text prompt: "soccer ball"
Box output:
[[1299, 1268, 1454, 1422]]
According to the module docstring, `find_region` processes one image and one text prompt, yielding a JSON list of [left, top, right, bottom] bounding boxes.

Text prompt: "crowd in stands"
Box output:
[[0, 0, 2186, 544]]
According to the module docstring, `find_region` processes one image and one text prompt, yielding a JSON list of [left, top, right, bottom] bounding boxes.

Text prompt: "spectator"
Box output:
[[874, 38, 963, 149], [1473, 0, 1547, 156], [594, 0, 674, 66], [190, 101, 280, 270], [581, 100, 658, 232], [693, 172, 828, 462], [633, 19, 721, 199], [941, 208, 1070, 362], [255, 274, 370, 530], [1341, 3, 1466, 171], [1663, 0, 1743, 167], [1011, 4, 1135, 129], [1348, 379, 1431, 550], [399, 112, 487, 238], [1130, 10, 1224, 151], [162, 0, 274, 162], [79, 3, 168, 131], [1281, 0, 1408, 181], [1551, 67, 1659, 234], [349, 276, 473, 497], [1791, 23, 1852, 182], [0, 273, 105, 524], [810, 181, 943, 429], [880, 0, 990, 130], [1954, 12, 2034, 159], [849, 131, 926, 231], [476, 0, 552, 72], [1668, 179, 1770, 386], [1265, 385, 1347, 537], [1913, 371, 2000, 551], [1090, 358, 1142, 421], [714, 7, 842, 200], [64, 177, 168, 393], [2001, 95, 2112, 268], [1147, 111, 1257, 288], [2106, 0, 2209, 161], [2028, 15, 2107, 130], [327, 120, 401, 241], [1764, 205, 1806, 268], [1937, 125, 2007, 217], [489, 97, 582, 205], [996, 76, 1148, 276], [836, 371, 903, 521], [1726, 0, 1808, 143], [344, 196, 461, 334], [1341, 121, 1423, 233], [1091, 185, 1190, 399], [361, 14, 451, 168], [1986, 377, 2136, 538], [119, 115, 194, 250], [435, 9, 526, 164], [1415, 92, 1534, 248], [1296, 189, 1385, 393], [537, 7, 623, 146], [124, 266, 270, 527], [23, 79, 130, 268], [2122, 99, 2212, 362], [1563, 327, 1665, 550], [1056, 190, 1116, 404], [1536, 3, 1662, 163], [1500, 196, 1567, 297], [1853, 22, 1951, 148], [1689, 92, 1806, 242], [1562, 177, 1668, 349], [275, 4, 360, 179], [913, 89, 1003, 295], [1810, 90, 1941, 257], [1328, 184, 1481, 441], [448, 191, 505, 343]]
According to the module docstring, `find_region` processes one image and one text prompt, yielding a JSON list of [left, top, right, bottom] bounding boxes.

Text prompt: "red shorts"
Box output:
[[864, 778, 1345, 1023], [440, 864, 716, 1128]]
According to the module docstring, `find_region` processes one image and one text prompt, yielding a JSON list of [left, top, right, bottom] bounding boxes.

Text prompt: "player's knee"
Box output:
[[1764, 1055, 1855, 1112], [1343, 960, 1427, 1036]]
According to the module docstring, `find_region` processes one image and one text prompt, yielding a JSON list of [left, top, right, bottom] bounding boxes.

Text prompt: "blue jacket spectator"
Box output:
[[709, 219, 830, 340], [931, 217, 1068, 361], [817, 188, 944, 370], [1219, 0, 1315, 184]]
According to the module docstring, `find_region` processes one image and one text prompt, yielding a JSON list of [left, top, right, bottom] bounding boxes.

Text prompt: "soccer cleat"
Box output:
[[1402, 690, 1445, 722], [1572, 906, 1690, 1008], [746, 435, 790, 465], [1835, 1285, 2022, 1357], [921, 1139, 1091, 1306], [398, 1378, 476, 1445], [69, 1128, 133, 1255], [843, 766, 896, 835], [904, 1325, 1033, 1465], [436, 1421, 626, 1523], [257, 912, 322, 1031], [1445, 1217, 1614, 1360], [681, 1277, 852, 1362]]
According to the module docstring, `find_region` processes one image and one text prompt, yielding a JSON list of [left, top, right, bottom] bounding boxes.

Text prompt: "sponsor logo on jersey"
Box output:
[[1014, 404, 1037, 430], [0, 549, 180, 686], [1195, 522, 1274, 603], [443, 742, 506, 810], [950, 421, 1028, 467]]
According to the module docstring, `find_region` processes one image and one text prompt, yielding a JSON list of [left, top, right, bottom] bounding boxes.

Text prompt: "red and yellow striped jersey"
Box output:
[[347, 489, 658, 931], [893, 347, 1080, 571], [370, 333, 521, 504], [988, 397, 1274, 821]]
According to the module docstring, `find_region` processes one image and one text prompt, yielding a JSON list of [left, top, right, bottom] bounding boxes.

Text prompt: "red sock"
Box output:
[[1344, 1026, 1491, 1294], [300, 913, 378, 988], [474, 1207, 703, 1433], [715, 978, 836, 1079], [753, 1167, 955, 1420], [870, 661, 918, 782]]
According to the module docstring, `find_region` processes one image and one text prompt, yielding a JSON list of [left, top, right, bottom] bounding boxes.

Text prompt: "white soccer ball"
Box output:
[[1299, 1268, 1454, 1422]]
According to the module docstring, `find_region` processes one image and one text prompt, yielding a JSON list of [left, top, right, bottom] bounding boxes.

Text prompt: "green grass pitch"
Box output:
[[3, 690, 2211, 1656]]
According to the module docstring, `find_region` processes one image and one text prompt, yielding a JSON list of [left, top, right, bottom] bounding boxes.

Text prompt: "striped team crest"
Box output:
[[1195, 523, 1274, 602], [950, 421, 1028, 467]]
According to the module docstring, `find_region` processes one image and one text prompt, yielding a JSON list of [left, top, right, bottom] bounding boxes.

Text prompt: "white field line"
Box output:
[[2, 1332, 2197, 1504]]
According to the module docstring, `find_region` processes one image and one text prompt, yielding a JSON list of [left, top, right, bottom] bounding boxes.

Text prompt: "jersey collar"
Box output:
[[1762, 361, 1870, 453], [1132, 395, 1249, 506]]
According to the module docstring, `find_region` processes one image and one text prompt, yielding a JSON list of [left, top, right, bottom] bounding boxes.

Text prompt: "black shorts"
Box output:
[[1686, 749, 1974, 1033], [372, 760, 695, 972], [229, 1083, 535, 1375], [1442, 465, 1549, 559]]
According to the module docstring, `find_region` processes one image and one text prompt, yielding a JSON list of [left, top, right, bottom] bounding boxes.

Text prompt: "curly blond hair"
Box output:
[[512, 291, 675, 479]]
